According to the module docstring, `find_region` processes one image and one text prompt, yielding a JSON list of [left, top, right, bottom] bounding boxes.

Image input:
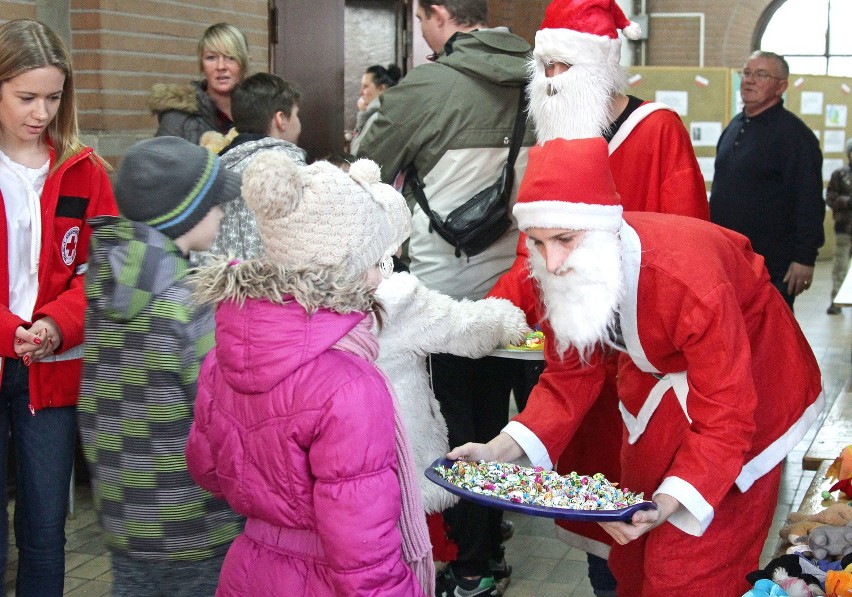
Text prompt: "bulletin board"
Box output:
[[779, 73, 852, 183], [624, 66, 851, 258], [624, 66, 732, 193]]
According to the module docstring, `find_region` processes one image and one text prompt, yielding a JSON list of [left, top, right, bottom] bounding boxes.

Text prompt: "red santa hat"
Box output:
[[535, 0, 642, 66], [513, 137, 622, 232]]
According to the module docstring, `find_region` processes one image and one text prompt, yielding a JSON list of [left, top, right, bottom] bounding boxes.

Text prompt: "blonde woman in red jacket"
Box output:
[[0, 20, 116, 596]]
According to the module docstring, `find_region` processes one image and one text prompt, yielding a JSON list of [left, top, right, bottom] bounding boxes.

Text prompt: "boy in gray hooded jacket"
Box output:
[[210, 72, 307, 261]]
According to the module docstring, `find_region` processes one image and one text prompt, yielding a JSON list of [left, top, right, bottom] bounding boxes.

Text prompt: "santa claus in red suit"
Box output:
[[487, 0, 709, 585], [454, 136, 823, 595]]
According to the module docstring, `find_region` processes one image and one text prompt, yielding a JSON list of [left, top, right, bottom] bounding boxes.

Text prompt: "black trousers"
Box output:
[[769, 265, 795, 310], [510, 360, 545, 413], [430, 353, 514, 577]]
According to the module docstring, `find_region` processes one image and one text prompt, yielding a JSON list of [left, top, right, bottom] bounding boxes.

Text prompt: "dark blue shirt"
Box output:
[[710, 100, 824, 278]]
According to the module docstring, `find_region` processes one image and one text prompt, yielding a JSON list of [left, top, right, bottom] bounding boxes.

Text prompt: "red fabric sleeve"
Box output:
[[486, 233, 542, 326], [512, 321, 607, 465]]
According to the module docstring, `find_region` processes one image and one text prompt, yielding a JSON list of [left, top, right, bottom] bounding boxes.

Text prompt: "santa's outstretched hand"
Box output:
[[599, 493, 680, 544]]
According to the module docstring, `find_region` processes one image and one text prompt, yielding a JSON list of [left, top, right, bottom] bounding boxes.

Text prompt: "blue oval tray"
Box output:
[[425, 458, 656, 522]]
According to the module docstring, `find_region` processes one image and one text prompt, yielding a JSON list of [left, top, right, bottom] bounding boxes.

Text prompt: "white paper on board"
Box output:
[[824, 130, 846, 153], [655, 90, 689, 116], [824, 158, 845, 182], [800, 91, 824, 115], [696, 157, 715, 182], [689, 122, 722, 147]]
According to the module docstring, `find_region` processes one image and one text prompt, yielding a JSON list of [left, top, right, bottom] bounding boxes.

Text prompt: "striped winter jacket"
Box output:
[[78, 216, 243, 560]]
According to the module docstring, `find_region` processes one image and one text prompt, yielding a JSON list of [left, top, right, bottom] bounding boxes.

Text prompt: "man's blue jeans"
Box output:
[[0, 359, 76, 596]]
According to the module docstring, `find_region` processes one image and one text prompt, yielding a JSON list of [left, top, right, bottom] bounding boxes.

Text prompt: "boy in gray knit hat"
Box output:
[[78, 136, 244, 596]]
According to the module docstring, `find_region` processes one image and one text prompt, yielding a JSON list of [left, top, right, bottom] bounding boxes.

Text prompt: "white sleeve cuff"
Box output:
[[655, 476, 714, 536], [502, 421, 552, 469]]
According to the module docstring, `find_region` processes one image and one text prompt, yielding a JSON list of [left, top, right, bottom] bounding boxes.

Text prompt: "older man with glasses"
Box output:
[[710, 50, 824, 309]]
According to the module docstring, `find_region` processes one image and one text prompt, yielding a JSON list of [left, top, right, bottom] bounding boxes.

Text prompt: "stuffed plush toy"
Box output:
[[825, 569, 852, 596], [827, 446, 852, 484], [746, 554, 826, 596], [198, 127, 238, 154], [782, 521, 828, 545], [810, 523, 852, 560], [789, 504, 852, 527], [742, 578, 790, 597]]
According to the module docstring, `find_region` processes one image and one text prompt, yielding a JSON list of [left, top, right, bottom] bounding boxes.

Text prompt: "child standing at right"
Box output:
[[78, 136, 244, 596]]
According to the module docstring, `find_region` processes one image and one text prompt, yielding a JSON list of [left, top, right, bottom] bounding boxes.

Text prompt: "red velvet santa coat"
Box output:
[[504, 213, 823, 593], [489, 103, 709, 556]]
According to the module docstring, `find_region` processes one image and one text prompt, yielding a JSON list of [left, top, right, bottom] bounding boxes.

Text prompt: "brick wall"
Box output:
[[73, 0, 267, 164], [0, 1, 36, 21], [1, 0, 268, 165], [488, 0, 777, 68], [644, 0, 774, 67], [0, 0, 796, 164]]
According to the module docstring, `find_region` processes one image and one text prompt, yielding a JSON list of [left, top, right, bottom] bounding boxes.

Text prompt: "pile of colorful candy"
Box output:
[[505, 330, 545, 351], [434, 460, 644, 510]]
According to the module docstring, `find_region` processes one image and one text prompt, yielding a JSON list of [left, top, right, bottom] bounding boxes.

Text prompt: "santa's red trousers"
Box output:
[[608, 462, 781, 595], [427, 512, 458, 563]]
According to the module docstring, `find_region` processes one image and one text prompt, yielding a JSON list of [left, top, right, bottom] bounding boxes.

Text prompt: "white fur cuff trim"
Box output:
[[736, 390, 825, 491], [502, 421, 552, 469], [655, 476, 714, 536], [534, 29, 621, 66], [513, 201, 623, 232]]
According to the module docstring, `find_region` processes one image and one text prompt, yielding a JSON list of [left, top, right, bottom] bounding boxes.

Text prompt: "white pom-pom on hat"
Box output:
[[621, 21, 642, 40], [348, 158, 382, 186], [242, 150, 303, 220]]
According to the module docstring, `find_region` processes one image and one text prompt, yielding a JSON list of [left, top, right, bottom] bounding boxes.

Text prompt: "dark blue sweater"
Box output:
[[710, 100, 824, 278]]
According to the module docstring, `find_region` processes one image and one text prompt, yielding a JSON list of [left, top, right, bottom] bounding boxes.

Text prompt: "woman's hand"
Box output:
[[598, 493, 680, 545], [15, 317, 62, 364]]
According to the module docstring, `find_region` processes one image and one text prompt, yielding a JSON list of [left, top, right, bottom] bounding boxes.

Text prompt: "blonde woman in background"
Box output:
[[150, 23, 249, 144]]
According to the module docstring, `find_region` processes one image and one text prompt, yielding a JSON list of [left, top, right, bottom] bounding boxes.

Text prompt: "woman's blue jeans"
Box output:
[[0, 359, 76, 596]]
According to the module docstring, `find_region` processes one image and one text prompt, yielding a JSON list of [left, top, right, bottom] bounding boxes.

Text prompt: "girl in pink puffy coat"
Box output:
[[186, 153, 432, 596]]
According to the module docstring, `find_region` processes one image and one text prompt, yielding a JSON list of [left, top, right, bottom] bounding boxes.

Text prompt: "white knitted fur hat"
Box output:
[[241, 152, 394, 279], [370, 178, 411, 256]]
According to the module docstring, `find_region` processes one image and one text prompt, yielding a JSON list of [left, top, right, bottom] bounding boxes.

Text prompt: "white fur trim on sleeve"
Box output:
[[736, 389, 825, 492], [513, 200, 623, 232], [655, 476, 714, 536], [502, 420, 552, 469], [534, 28, 622, 66]]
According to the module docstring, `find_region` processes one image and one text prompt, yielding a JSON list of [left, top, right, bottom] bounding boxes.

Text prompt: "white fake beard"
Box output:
[[527, 58, 628, 143], [529, 230, 624, 361]]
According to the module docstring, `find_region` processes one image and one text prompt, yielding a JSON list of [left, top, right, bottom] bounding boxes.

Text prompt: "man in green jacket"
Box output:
[[357, 2, 531, 595]]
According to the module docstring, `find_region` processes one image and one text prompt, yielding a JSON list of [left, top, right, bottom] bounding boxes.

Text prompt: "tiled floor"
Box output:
[[3, 260, 850, 596]]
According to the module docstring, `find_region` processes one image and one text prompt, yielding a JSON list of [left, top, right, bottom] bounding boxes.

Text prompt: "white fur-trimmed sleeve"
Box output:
[[655, 476, 714, 536], [376, 273, 528, 357]]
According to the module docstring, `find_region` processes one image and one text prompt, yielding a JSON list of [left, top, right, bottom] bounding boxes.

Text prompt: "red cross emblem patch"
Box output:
[[62, 226, 80, 266]]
